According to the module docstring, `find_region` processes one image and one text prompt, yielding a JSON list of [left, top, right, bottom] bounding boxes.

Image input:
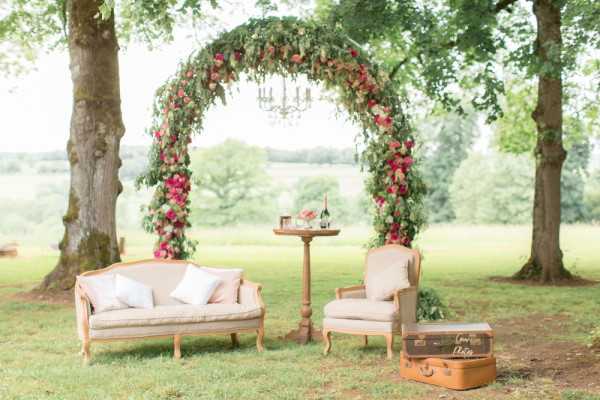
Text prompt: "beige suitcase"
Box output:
[[399, 352, 496, 390]]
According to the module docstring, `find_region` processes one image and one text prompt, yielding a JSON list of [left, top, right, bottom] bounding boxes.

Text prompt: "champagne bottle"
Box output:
[[320, 193, 330, 229]]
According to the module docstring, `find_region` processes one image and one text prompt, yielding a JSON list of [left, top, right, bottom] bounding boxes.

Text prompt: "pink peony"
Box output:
[[290, 54, 303, 64], [388, 140, 401, 150]]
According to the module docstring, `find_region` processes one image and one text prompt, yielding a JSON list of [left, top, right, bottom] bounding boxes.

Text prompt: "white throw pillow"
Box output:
[[365, 260, 411, 301], [115, 274, 154, 309], [78, 274, 128, 313], [170, 265, 222, 305], [201, 266, 243, 304]]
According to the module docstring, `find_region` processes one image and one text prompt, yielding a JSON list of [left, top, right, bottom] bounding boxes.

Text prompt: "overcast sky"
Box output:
[[0, 1, 367, 153]]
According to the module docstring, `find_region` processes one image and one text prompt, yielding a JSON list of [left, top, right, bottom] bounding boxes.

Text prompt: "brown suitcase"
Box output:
[[402, 322, 493, 359], [399, 352, 496, 390]]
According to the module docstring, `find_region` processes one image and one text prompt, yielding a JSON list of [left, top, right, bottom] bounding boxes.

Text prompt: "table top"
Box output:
[[273, 228, 341, 238]]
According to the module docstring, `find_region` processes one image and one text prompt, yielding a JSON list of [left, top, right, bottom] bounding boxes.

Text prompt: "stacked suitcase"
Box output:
[[400, 322, 496, 390]]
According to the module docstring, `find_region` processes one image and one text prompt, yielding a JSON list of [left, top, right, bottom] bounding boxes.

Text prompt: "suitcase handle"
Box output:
[[419, 365, 434, 377]]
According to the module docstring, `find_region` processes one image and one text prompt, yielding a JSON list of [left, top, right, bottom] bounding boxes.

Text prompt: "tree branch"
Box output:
[[388, 0, 517, 80]]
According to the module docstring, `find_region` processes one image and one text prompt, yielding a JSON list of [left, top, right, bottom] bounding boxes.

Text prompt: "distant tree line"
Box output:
[[265, 146, 357, 165]]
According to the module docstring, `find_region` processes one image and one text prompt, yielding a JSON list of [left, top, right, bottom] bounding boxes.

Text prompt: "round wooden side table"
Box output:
[[273, 228, 340, 344]]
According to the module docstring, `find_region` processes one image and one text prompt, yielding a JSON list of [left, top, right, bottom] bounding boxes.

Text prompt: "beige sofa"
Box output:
[[75, 259, 265, 363]]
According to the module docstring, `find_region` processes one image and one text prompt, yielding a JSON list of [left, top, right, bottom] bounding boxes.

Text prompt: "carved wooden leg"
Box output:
[[363, 335, 368, 347], [174, 335, 182, 359], [82, 341, 91, 364], [384, 334, 393, 360], [323, 330, 332, 355], [230, 333, 240, 348], [256, 326, 264, 352]]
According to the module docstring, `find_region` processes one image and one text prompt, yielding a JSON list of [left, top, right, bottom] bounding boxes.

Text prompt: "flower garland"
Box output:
[[137, 16, 426, 259]]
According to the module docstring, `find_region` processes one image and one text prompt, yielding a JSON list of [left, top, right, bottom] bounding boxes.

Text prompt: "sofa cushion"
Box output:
[[115, 274, 154, 309], [323, 299, 398, 322], [78, 274, 128, 313], [365, 260, 410, 301], [90, 304, 262, 330], [170, 265, 222, 305], [203, 267, 243, 304]]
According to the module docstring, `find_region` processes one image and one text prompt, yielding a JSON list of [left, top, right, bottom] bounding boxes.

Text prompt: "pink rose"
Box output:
[[398, 184, 408, 196], [349, 48, 358, 58], [214, 53, 224, 67], [154, 130, 162, 140], [290, 54, 303, 64], [375, 196, 386, 207], [404, 139, 414, 149], [210, 72, 220, 81], [177, 88, 185, 98], [367, 99, 377, 108], [165, 209, 177, 221], [186, 70, 194, 78], [184, 96, 191, 104]]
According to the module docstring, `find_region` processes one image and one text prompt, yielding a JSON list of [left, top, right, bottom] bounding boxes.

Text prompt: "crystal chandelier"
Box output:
[[257, 76, 312, 124]]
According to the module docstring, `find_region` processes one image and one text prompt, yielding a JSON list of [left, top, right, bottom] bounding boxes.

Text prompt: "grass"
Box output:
[[1, 225, 599, 399]]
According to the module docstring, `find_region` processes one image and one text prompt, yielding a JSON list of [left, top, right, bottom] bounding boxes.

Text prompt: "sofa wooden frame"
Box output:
[[322, 244, 421, 359], [75, 259, 265, 363]]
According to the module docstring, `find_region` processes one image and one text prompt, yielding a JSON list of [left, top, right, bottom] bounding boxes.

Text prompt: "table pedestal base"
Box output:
[[284, 320, 323, 344]]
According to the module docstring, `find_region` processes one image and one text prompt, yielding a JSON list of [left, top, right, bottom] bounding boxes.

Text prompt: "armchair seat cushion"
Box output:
[[324, 299, 398, 322], [90, 303, 262, 330]]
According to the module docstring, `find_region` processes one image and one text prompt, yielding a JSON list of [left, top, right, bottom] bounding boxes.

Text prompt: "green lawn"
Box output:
[[1, 225, 599, 399]]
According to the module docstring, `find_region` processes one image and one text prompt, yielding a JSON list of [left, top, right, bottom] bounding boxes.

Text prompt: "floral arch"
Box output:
[[137, 16, 426, 259]]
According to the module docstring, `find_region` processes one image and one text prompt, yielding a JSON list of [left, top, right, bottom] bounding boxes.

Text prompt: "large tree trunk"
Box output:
[[38, 0, 124, 291], [513, 0, 570, 283]]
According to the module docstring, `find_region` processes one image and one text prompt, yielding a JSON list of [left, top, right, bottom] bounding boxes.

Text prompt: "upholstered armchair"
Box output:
[[322, 244, 421, 359]]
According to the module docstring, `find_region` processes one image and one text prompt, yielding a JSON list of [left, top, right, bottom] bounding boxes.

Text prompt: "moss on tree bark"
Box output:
[[38, 0, 124, 291]]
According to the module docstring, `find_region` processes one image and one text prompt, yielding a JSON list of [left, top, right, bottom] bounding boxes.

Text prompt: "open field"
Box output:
[[1, 225, 600, 399]]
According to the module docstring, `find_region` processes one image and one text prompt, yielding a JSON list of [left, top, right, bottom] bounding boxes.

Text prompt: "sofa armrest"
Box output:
[[239, 280, 265, 316], [74, 279, 91, 341], [393, 286, 417, 324], [335, 284, 366, 300]]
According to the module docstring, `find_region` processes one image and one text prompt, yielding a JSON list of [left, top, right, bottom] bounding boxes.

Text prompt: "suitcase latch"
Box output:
[[414, 339, 426, 347]]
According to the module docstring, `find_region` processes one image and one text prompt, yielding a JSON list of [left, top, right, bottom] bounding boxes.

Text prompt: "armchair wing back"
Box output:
[[365, 244, 421, 287]]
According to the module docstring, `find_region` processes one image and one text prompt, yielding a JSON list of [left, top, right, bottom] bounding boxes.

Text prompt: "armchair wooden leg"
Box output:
[[384, 333, 393, 360], [363, 335, 368, 347], [82, 340, 91, 364], [174, 335, 182, 359], [323, 330, 332, 355], [230, 333, 240, 348], [256, 327, 264, 352]]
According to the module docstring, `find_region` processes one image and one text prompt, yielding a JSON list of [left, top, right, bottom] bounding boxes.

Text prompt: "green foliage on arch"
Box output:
[[137, 16, 425, 259]]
